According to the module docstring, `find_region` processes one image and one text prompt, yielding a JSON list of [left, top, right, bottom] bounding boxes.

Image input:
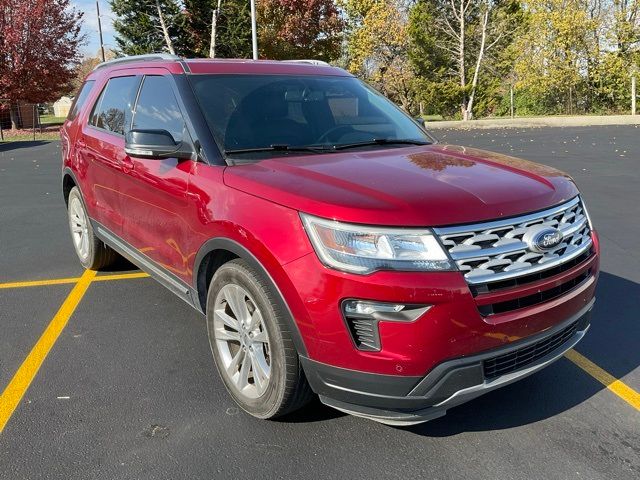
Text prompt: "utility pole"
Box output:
[[96, 1, 105, 62], [250, 0, 258, 60], [209, 0, 222, 58], [632, 75, 636, 116]]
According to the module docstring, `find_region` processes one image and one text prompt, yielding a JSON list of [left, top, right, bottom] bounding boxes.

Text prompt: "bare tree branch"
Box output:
[[155, 0, 175, 55]]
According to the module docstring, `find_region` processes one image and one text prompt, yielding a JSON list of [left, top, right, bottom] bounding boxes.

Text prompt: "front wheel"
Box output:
[[206, 259, 313, 419]]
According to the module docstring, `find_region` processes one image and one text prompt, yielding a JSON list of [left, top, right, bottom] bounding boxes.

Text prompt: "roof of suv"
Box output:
[[89, 55, 351, 78]]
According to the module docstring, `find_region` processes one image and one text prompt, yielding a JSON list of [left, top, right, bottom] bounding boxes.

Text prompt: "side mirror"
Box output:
[[415, 117, 426, 128], [125, 129, 193, 160]]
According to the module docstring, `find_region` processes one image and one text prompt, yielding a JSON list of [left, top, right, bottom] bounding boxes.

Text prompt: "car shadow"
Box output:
[[285, 271, 638, 432], [99, 256, 140, 273], [0, 140, 50, 151], [276, 397, 346, 423]]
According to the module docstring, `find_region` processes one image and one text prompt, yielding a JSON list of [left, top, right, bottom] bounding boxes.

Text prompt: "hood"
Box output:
[[223, 144, 579, 227]]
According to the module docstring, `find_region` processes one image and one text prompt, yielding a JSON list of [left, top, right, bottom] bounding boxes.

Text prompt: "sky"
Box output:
[[72, 0, 116, 57]]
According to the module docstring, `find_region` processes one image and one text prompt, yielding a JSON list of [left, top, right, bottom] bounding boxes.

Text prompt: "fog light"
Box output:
[[341, 300, 431, 351]]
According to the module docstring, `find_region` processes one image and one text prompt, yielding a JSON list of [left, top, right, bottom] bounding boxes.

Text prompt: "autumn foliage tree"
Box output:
[[257, 0, 344, 61], [341, 0, 419, 110], [71, 50, 117, 92], [0, 0, 85, 129]]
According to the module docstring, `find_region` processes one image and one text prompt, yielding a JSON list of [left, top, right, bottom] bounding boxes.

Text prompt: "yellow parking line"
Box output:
[[0, 276, 85, 289], [0, 272, 149, 289], [0, 269, 97, 434], [93, 272, 150, 282], [565, 349, 640, 411]]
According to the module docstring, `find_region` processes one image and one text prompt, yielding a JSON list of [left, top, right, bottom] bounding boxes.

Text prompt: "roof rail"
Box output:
[[93, 53, 182, 71], [281, 59, 330, 66]]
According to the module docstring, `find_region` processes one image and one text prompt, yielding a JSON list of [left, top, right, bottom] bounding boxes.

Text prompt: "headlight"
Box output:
[[300, 213, 452, 274]]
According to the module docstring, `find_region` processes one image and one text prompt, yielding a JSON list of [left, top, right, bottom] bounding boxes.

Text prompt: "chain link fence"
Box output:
[[0, 101, 64, 142]]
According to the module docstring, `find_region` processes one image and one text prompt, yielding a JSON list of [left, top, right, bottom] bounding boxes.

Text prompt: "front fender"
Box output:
[[193, 236, 313, 357]]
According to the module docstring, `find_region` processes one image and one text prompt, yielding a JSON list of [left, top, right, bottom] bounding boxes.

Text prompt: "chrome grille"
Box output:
[[434, 197, 592, 285]]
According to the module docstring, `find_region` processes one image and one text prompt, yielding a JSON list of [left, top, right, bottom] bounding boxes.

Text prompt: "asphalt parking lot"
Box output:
[[0, 126, 639, 479]]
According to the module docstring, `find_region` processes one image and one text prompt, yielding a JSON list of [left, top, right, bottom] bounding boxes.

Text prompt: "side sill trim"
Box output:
[[92, 220, 200, 312]]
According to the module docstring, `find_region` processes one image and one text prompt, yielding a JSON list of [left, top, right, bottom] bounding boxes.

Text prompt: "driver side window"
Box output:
[[132, 75, 186, 143]]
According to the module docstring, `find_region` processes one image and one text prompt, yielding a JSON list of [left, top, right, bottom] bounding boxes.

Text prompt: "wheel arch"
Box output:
[[62, 168, 80, 207], [193, 237, 308, 357]]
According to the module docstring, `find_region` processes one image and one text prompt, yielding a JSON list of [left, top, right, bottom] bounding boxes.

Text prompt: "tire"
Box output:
[[206, 259, 313, 419], [67, 186, 119, 270]]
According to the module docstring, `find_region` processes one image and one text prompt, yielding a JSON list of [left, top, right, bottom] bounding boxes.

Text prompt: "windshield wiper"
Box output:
[[331, 138, 431, 151], [225, 139, 430, 155], [225, 144, 330, 155]]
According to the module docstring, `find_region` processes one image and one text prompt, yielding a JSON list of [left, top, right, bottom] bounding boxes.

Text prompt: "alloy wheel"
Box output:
[[213, 284, 271, 399], [69, 196, 90, 260]]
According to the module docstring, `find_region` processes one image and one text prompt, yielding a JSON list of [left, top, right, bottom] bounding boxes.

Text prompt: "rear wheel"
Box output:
[[206, 259, 313, 419], [67, 187, 119, 270]]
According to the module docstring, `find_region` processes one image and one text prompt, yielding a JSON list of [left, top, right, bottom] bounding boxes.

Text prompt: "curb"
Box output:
[[425, 115, 640, 130]]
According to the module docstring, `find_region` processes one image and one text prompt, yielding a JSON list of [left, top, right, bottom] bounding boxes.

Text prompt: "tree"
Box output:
[[0, 0, 85, 129], [408, 0, 522, 120], [341, 0, 420, 111], [257, 0, 344, 61], [184, 0, 252, 58], [587, 1, 639, 112], [72, 50, 117, 92], [611, 0, 640, 59], [184, 0, 211, 56], [156, 0, 177, 54], [110, 0, 188, 56], [514, 0, 598, 115]]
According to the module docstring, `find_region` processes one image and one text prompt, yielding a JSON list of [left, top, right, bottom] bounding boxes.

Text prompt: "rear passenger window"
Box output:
[[67, 80, 95, 121], [90, 76, 140, 135], [132, 76, 185, 143]]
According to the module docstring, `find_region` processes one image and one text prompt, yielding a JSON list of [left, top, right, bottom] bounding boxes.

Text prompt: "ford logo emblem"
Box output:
[[523, 225, 564, 253]]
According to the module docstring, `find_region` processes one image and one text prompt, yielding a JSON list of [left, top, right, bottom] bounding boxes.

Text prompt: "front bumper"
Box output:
[[301, 300, 593, 426], [282, 231, 599, 377]]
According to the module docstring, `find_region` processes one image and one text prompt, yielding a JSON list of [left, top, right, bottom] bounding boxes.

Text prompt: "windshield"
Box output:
[[188, 74, 431, 160]]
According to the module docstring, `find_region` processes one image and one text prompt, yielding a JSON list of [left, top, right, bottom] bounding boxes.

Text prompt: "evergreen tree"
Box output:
[[110, 0, 189, 56], [184, 0, 252, 58]]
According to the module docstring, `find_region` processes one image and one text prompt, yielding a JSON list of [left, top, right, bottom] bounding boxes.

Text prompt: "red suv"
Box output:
[[61, 55, 599, 426]]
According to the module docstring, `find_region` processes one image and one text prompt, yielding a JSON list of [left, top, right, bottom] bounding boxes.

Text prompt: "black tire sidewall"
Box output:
[[206, 260, 288, 418]]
